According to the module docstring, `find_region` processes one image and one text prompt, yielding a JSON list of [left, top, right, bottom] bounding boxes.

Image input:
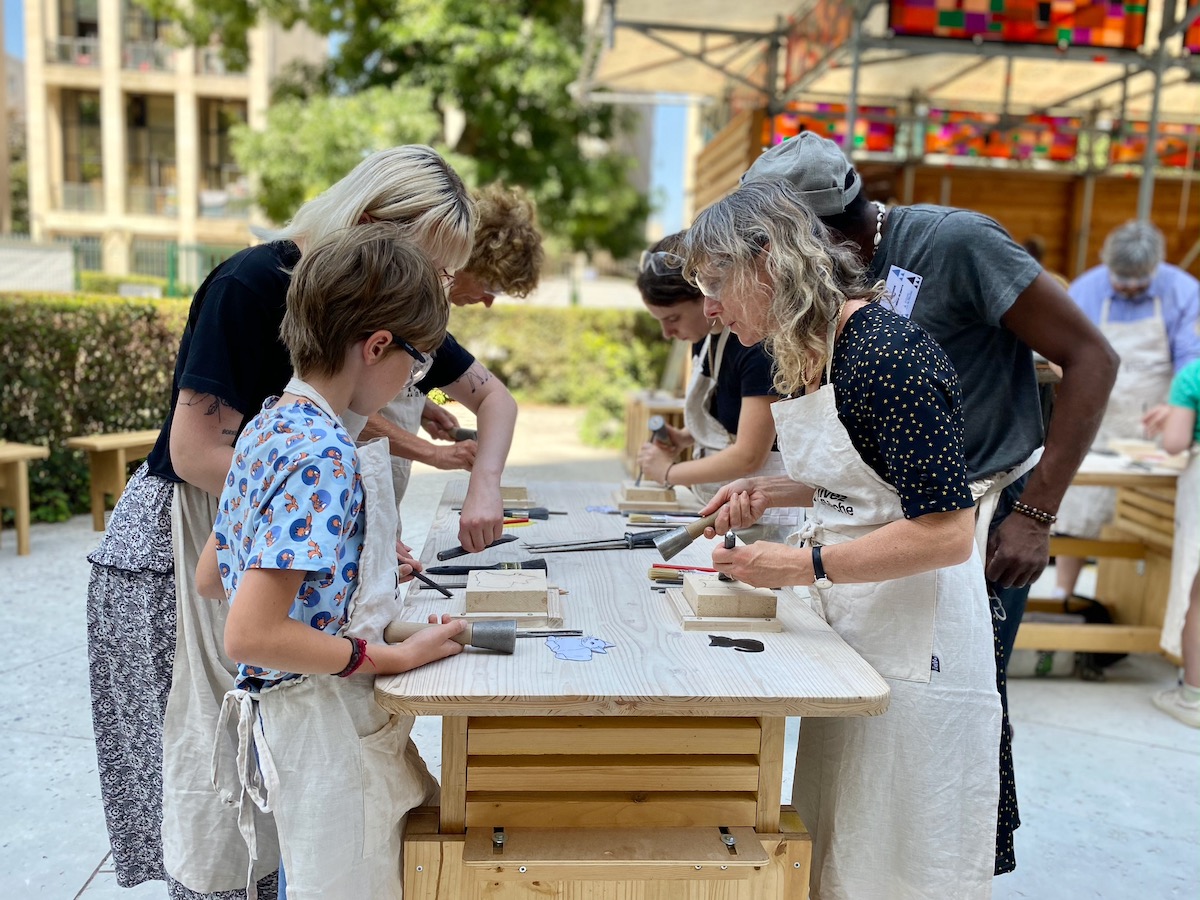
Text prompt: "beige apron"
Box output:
[[773, 333, 1000, 900], [1057, 297, 1174, 538], [161, 484, 280, 891], [684, 328, 803, 534], [1162, 448, 1199, 656], [212, 379, 436, 899], [342, 388, 426, 542]]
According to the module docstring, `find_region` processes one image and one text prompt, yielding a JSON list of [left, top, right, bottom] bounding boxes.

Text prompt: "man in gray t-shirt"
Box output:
[[743, 133, 1117, 660], [867, 205, 1044, 481]]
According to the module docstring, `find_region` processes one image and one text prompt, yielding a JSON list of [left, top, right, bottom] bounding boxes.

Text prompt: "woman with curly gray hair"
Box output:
[[690, 179, 1002, 899]]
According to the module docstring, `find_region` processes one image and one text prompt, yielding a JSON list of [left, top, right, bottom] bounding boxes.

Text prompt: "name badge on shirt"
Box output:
[[884, 265, 923, 319]]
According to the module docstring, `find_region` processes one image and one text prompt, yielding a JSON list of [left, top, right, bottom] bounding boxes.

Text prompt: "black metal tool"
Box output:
[[436, 534, 519, 561], [719, 533, 735, 582], [451, 427, 478, 442], [452, 506, 566, 519], [427, 559, 548, 576], [521, 529, 672, 553], [410, 569, 454, 598]]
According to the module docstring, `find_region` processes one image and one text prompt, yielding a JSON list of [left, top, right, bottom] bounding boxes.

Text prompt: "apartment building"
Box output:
[[23, 0, 325, 276]]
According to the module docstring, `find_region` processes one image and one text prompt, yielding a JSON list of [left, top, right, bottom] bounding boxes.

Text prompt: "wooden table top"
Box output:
[[1070, 452, 1182, 488], [375, 481, 889, 719]]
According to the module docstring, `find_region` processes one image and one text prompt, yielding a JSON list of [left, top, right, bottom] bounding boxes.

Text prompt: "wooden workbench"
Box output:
[[376, 481, 889, 898], [1019, 453, 1181, 659]]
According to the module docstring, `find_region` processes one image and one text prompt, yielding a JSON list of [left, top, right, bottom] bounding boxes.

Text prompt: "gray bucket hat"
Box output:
[[741, 132, 862, 217]]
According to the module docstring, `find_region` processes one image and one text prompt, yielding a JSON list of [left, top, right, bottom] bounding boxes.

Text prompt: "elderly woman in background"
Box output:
[[690, 180, 1002, 900], [635, 230, 801, 539]]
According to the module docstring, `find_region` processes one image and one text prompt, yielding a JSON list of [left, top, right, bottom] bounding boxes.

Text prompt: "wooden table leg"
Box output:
[[88, 451, 107, 531], [14, 460, 32, 556], [756, 717, 785, 833], [441, 716, 468, 834]]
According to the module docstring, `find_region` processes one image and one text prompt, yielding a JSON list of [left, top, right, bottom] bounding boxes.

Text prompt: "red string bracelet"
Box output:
[[335, 637, 368, 677]]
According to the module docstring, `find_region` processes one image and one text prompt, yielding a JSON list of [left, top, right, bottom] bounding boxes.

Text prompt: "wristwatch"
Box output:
[[812, 545, 833, 589]]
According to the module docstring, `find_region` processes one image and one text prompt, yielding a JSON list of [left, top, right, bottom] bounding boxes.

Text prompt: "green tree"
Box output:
[[8, 113, 29, 233], [150, 0, 650, 256]]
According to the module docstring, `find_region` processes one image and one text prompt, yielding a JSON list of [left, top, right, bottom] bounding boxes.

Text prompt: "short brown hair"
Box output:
[[281, 223, 450, 379], [465, 183, 543, 298]]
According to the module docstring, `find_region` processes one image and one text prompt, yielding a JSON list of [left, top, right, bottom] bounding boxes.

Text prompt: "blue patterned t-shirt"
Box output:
[[214, 396, 365, 691]]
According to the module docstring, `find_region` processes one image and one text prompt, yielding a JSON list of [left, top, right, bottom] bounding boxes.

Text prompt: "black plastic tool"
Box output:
[[453, 506, 566, 519], [436, 534, 519, 561]]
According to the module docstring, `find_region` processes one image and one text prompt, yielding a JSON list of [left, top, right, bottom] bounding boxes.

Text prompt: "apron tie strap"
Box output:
[[212, 688, 277, 900], [788, 517, 825, 548]]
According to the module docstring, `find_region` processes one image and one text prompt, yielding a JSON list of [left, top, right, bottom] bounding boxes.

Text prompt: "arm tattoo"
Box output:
[[183, 392, 237, 421], [460, 363, 493, 394]]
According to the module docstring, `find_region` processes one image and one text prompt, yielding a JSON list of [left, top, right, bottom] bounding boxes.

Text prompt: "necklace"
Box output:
[[869, 201, 886, 260]]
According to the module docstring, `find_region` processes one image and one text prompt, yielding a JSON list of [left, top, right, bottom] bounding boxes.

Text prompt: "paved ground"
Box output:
[[2, 404, 1197, 898]]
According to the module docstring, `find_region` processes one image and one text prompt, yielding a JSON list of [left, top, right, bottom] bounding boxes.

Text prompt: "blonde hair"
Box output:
[[258, 145, 475, 272], [281, 223, 450, 379], [466, 183, 544, 297], [684, 180, 883, 394]]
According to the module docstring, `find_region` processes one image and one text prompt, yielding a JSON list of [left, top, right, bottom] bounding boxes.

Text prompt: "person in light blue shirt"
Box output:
[[1067, 223, 1200, 372], [1055, 221, 1200, 599]]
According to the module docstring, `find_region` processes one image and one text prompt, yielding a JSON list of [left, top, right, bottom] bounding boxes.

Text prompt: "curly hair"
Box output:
[[636, 231, 704, 307], [684, 180, 884, 395], [465, 183, 544, 297]]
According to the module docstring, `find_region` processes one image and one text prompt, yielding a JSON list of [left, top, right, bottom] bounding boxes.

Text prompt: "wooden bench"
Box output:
[[66, 430, 161, 530], [0, 441, 51, 556]]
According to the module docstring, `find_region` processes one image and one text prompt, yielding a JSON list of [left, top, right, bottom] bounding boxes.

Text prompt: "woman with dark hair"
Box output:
[[635, 231, 801, 538]]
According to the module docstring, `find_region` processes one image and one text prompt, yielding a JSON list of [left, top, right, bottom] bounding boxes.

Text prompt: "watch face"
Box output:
[[814, 576, 833, 589]]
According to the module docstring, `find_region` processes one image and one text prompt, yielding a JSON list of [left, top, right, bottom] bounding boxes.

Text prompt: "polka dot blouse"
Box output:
[[827, 302, 975, 519]]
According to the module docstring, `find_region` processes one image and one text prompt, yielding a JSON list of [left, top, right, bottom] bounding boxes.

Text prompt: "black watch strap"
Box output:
[[812, 545, 832, 588]]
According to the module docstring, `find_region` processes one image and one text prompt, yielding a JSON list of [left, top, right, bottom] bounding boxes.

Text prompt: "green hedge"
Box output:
[[0, 294, 667, 522], [79, 271, 172, 296], [0, 293, 187, 522], [446, 305, 669, 446]]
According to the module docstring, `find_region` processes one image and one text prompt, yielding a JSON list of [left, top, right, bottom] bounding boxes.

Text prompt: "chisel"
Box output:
[[426, 559, 548, 576]]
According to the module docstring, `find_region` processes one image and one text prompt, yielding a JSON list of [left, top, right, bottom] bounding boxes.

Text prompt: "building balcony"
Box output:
[[122, 42, 175, 73], [127, 185, 178, 216], [196, 47, 232, 76], [199, 188, 252, 219], [47, 37, 100, 68], [57, 182, 104, 212]]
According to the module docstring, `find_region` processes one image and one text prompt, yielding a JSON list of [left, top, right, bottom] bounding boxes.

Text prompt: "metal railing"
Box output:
[[58, 182, 104, 212], [196, 47, 232, 76], [122, 41, 175, 72], [126, 185, 178, 216], [47, 36, 100, 67], [198, 187, 252, 219]]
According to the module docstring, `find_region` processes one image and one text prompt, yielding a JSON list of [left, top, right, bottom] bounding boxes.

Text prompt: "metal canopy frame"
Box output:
[[585, 0, 1200, 217]]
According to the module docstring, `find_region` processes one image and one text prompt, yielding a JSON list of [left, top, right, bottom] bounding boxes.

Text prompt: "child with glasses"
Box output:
[[195, 224, 466, 896]]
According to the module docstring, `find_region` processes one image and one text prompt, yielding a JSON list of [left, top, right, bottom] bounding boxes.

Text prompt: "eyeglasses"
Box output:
[[638, 250, 685, 277], [391, 334, 433, 387]]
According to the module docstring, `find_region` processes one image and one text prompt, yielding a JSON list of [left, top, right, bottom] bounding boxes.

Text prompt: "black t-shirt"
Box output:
[[827, 303, 974, 519], [416, 333, 475, 392], [147, 241, 300, 482], [693, 333, 777, 436]]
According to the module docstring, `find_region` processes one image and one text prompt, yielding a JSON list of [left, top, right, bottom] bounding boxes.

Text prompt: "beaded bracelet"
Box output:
[[335, 636, 368, 677], [1012, 500, 1056, 525]]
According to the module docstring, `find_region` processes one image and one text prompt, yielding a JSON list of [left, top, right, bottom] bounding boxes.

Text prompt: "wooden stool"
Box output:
[[66, 430, 161, 530], [0, 441, 51, 556]]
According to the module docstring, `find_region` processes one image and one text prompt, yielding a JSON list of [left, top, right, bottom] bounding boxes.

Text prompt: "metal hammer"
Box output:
[[384, 619, 517, 654], [653, 511, 720, 562]]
